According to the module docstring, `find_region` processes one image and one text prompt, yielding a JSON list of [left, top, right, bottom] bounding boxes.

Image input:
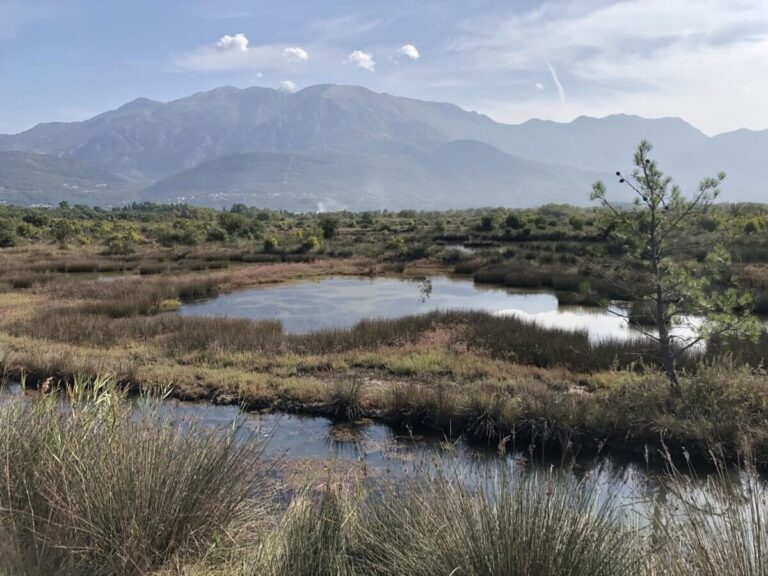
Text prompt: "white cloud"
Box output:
[[398, 44, 420, 60], [347, 50, 375, 71], [283, 46, 309, 63], [176, 36, 304, 72], [279, 80, 297, 93], [535, 82, 544, 91], [216, 33, 249, 52]]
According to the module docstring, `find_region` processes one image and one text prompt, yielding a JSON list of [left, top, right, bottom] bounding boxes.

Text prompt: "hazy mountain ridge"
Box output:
[[144, 142, 607, 211], [0, 151, 133, 206], [0, 84, 765, 209]]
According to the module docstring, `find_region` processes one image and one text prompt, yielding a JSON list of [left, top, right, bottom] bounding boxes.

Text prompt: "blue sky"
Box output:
[[1, 0, 767, 135]]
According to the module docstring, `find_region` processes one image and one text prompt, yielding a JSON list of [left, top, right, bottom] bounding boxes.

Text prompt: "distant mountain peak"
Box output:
[[0, 84, 765, 208], [118, 97, 159, 111]]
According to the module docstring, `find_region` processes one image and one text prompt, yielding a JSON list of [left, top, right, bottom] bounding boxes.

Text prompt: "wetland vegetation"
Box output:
[[1, 154, 768, 573], [1, 377, 767, 576], [1, 196, 766, 465]]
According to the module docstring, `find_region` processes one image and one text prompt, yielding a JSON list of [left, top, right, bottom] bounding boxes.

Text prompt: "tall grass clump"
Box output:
[[214, 467, 646, 576], [656, 464, 768, 576], [0, 376, 267, 576], [247, 484, 356, 576], [357, 469, 644, 576], [327, 380, 365, 422]]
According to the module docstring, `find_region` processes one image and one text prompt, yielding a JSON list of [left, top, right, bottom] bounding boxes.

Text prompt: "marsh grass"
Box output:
[[355, 469, 644, 576], [14, 307, 674, 373], [2, 297, 767, 469], [0, 376, 269, 576], [1, 376, 768, 575], [655, 462, 768, 576], [327, 380, 365, 421]]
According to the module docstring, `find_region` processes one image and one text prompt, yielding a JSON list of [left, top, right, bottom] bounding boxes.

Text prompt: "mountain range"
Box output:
[[0, 84, 765, 210]]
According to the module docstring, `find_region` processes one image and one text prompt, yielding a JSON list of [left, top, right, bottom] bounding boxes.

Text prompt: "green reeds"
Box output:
[[3, 376, 768, 575], [0, 376, 268, 576], [355, 469, 644, 576]]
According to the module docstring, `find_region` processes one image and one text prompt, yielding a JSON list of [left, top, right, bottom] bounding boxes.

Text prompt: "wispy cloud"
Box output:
[[545, 60, 565, 105], [450, 0, 768, 133], [311, 14, 383, 39], [279, 80, 297, 92]]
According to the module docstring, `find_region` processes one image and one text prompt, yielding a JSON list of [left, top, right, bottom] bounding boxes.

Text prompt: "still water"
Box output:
[[0, 381, 658, 512], [178, 275, 673, 342]]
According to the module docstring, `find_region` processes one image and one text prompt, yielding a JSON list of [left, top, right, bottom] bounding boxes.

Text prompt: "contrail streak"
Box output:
[[546, 59, 566, 105]]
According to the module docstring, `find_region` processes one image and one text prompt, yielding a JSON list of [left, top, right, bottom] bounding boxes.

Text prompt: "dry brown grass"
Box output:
[[1, 246, 767, 469]]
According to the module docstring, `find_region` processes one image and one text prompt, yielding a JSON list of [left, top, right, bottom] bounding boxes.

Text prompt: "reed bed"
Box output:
[[1, 381, 767, 575], [471, 263, 636, 300], [9, 306, 764, 372], [0, 377, 268, 576], [655, 464, 768, 576]]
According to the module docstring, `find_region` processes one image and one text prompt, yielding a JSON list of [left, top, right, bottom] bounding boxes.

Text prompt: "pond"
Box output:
[[0, 381, 663, 513], [165, 398, 664, 510], [178, 275, 693, 342]]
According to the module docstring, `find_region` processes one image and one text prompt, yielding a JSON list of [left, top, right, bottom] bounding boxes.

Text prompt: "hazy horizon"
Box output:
[[1, 81, 758, 139]]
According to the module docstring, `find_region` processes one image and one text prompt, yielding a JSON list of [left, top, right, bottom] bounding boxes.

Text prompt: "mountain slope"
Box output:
[[0, 85, 506, 182], [667, 128, 768, 202], [0, 151, 135, 205], [2, 86, 289, 181], [495, 115, 709, 173], [0, 83, 764, 208], [144, 141, 610, 211]]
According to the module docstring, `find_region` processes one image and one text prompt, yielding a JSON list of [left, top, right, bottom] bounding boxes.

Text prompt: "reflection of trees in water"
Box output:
[[412, 277, 432, 303]]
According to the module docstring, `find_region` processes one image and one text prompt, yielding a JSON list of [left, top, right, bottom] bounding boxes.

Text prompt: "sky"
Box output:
[[1, 0, 767, 136]]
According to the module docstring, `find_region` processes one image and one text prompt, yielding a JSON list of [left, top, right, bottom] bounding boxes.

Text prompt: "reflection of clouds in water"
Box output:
[[129, 400, 699, 519], [495, 308, 628, 342], [495, 306, 701, 344], [180, 276, 562, 333], [179, 275, 706, 343]]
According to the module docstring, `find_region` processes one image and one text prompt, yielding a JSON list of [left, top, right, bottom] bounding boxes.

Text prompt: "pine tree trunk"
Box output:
[[649, 200, 679, 395], [655, 287, 679, 395]]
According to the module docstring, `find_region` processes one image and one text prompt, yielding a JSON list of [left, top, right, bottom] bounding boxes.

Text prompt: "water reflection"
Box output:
[[0, 383, 751, 525], [145, 396, 665, 516], [178, 275, 661, 341]]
